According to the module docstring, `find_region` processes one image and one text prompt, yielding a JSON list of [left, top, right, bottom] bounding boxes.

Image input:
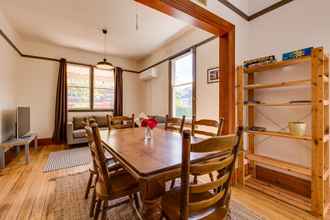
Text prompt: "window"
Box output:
[[93, 68, 115, 110], [67, 65, 91, 110], [67, 64, 115, 111], [170, 51, 194, 118]]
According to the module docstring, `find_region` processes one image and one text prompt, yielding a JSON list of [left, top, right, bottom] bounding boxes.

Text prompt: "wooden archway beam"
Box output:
[[135, 0, 236, 134], [135, 0, 234, 36]]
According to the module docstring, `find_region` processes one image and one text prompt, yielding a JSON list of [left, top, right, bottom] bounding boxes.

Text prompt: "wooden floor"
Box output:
[[0, 145, 328, 220]]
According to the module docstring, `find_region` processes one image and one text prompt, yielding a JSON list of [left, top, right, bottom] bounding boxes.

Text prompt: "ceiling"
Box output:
[[228, 0, 283, 15], [0, 0, 193, 59]]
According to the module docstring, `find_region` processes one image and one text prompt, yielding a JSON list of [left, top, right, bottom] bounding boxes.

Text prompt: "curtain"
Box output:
[[114, 67, 123, 116], [53, 58, 67, 143]]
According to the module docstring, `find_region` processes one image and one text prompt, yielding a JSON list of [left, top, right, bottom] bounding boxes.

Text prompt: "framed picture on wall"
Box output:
[[207, 67, 219, 84]]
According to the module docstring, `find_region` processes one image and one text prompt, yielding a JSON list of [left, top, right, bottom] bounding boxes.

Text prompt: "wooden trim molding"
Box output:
[[136, 0, 236, 134], [217, 0, 295, 22], [0, 29, 139, 74], [0, 27, 213, 75]]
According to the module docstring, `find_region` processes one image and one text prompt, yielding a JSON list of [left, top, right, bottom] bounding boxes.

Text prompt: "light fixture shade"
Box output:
[[96, 59, 114, 70]]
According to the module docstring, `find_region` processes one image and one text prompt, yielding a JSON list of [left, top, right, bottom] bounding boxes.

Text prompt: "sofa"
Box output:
[[67, 115, 109, 145]]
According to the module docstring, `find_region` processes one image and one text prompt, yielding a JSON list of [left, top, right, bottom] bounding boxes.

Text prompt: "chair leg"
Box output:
[[101, 200, 108, 220], [85, 172, 94, 199], [209, 172, 214, 182], [133, 192, 140, 210], [94, 199, 102, 220], [170, 179, 176, 189], [90, 189, 97, 217], [193, 175, 198, 184]]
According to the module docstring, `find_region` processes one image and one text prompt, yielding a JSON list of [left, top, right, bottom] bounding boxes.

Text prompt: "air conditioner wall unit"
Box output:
[[139, 68, 158, 81]]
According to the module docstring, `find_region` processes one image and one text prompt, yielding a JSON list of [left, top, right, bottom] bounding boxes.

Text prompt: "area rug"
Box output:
[[53, 172, 266, 220], [43, 147, 91, 172]]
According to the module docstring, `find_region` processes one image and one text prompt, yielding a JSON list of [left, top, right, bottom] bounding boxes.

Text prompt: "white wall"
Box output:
[[139, 0, 250, 119], [246, 0, 330, 176], [15, 40, 144, 138], [0, 12, 20, 142]]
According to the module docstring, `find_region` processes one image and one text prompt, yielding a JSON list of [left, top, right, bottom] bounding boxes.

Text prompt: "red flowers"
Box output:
[[141, 118, 158, 129]]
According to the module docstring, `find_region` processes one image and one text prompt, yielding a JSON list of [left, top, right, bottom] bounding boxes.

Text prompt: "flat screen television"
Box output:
[[16, 106, 30, 138]]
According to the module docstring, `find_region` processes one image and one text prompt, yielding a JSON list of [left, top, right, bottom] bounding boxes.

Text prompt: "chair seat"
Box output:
[[96, 170, 139, 200], [162, 187, 228, 220]]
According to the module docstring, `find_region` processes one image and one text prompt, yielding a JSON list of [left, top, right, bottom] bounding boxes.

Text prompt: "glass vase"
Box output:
[[144, 127, 153, 140]]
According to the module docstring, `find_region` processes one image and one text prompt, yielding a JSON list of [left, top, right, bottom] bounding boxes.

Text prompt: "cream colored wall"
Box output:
[[15, 40, 144, 138], [196, 39, 219, 120], [139, 0, 250, 118], [0, 12, 20, 142], [246, 0, 330, 177]]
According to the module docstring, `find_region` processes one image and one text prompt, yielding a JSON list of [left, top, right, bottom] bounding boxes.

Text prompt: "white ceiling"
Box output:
[[0, 0, 192, 59], [228, 0, 282, 15]]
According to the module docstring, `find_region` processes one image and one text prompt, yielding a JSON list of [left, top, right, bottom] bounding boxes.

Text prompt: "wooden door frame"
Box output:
[[135, 0, 236, 134]]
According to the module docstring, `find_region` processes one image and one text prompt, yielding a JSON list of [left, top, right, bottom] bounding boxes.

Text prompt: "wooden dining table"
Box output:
[[100, 127, 223, 220]]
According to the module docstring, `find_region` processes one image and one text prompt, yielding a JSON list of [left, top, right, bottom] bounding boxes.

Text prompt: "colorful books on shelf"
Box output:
[[282, 47, 313, 61], [243, 55, 276, 68]]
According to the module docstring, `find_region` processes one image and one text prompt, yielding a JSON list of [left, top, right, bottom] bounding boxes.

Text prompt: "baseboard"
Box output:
[[255, 165, 311, 198], [37, 138, 54, 146]]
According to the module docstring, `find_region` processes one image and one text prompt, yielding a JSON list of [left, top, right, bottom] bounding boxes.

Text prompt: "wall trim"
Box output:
[[140, 36, 217, 73], [217, 0, 295, 21], [1, 28, 216, 75], [0, 29, 139, 74]]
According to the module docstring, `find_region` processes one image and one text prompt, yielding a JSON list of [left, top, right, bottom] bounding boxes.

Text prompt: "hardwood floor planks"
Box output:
[[0, 145, 328, 220]]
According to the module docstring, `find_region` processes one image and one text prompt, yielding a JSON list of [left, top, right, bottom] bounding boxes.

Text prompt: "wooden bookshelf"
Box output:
[[245, 102, 311, 107], [244, 56, 311, 74], [245, 177, 311, 212], [247, 130, 312, 141], [244, 79, 310, 90], [246, 154, 311, 177], [236, 47, 330, 217]]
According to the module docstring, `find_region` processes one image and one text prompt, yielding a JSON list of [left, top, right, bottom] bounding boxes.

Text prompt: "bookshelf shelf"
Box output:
[[247, 130, 312, 141], [244, 56, 311, 74]]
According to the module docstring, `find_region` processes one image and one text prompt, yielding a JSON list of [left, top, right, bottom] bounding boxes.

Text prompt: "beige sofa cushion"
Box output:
[[72, 129, 87, 138], [73, 117, 87, 130]]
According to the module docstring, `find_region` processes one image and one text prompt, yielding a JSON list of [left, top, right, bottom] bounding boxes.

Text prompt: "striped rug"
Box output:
[[43, 147, 91, 172]]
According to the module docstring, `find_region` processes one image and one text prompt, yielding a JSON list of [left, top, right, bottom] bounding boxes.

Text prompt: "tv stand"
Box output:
[[0, 133, 38, 169]]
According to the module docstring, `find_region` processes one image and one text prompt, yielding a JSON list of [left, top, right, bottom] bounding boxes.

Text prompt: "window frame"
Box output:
[[67, 64, 115, 112], [169, 49, 196, 118]]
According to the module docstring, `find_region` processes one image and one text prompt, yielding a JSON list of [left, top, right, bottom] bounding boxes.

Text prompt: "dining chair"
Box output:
[[191, 116, 224, 137], [85, 124, 140, 220], [191, 116, 225, 183], [84, 125, 122, 216], [165, 115, 186, 133], [106, 113, 135, 130], [162, 127, 243, 220]]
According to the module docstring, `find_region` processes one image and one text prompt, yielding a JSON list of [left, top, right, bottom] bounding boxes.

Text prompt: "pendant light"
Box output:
[[96, 29, 114, 70]]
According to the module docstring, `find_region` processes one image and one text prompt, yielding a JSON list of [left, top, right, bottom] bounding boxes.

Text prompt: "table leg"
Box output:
[[34, 136, 38, 150], [24, 143, 30, 164], [0, 148, 5, 169], [16, 146, 20, 155], [141, 180, 165, 220]]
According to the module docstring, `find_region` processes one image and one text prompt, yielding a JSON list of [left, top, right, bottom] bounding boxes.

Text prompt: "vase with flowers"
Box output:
[[141, 118, 158, 140]]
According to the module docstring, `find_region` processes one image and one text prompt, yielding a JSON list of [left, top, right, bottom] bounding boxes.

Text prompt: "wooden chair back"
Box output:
[[85, 126, 98, 172], [106, 114, 135, 130], [180, 127, 243, 219], [165, 115, 185, 133], [85, 124, 111, 194], [191, 116, 224, 137]]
